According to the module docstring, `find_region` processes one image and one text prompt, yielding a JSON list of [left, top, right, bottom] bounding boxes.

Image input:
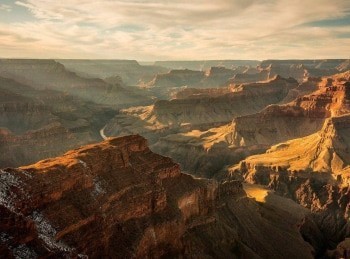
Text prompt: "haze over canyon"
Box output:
[[0, 58, 349, 258], [1, 0, 350, 258]]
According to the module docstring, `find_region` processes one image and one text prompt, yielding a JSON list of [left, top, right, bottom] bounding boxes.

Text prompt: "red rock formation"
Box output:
[[228, 71, 350, 150], [0, 135, 314, 258], [230, 115, 350, 255], [105, 76, 298, 143]]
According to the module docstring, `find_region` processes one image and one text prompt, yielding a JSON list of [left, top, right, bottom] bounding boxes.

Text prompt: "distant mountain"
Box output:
[[0, 59, 153, 107]]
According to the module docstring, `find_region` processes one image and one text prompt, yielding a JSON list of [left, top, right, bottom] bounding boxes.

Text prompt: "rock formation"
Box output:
[[0, 135, 314, 258], [105, 76, 298, 143], [226, 70, 350, 152], [151, 71, 350, 180], [229, 115, 350, 256], [148, 69, 205, 88], [0, 76, 116, 167]]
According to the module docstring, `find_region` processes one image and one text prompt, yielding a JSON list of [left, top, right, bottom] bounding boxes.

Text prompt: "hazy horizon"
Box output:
[[1, 0, 350, 60]]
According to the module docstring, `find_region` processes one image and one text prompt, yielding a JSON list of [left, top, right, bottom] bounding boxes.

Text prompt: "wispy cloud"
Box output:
[[0, 4, 12, 12], [1, 0, 350, 60]]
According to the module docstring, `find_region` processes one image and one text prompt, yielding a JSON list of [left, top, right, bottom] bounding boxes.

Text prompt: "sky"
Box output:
[[0, 0, 350, 61]]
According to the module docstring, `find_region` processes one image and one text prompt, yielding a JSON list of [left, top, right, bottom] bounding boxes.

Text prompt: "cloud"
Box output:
[[0, 4, 12, 12], [1, 0, 350, 60]]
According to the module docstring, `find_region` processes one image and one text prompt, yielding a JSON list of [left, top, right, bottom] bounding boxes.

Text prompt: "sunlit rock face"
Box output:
[[226, 70, 350, 151], [151, 72, 337, 178], [0, 135, 314, 258], [229, 115, 350, 255], [105, 76, 298, 143]]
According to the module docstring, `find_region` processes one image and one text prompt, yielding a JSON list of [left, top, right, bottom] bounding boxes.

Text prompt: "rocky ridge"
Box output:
[[0, 76, 116, 167], [0, 135, 315, 258], [104, 76, 298, 143], [229, 114, 350, 256]]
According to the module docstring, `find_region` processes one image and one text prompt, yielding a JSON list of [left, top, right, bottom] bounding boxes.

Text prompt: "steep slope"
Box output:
[[237, 114, 350, 175], [105, 76, 298, 143], [151, 71, 350, 179], [229, 115, 350, 255], [228, 70, 350, 150], [0, 59, 151, 107], [0, 135, 314, 258], [0, 76, 116, 167], [148, 69, 205, 88], [152, 125, 266, 178]]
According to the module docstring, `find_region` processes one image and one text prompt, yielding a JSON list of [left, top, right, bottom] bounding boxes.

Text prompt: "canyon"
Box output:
[[0, 58, 349, 258], [0, 135, 315, 258]]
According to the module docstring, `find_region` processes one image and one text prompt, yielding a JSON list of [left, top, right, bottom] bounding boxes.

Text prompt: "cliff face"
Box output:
[[105, 76, 298, 143], [229, 115, 350, 255], [0, 135, 314, 258], [236, 114, 350, 175], [0, 76, 117, 167], [228, 71, 350, 150], [147, 66, 254, 97], [149, 69, 205, 88]]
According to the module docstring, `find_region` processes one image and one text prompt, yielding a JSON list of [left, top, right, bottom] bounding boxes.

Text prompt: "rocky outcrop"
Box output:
[[227, 71, 350, 150], [229, 115, 350, 256], [235, 114, 350, 175], [0, 76, 117, 167], [172, 86, 233, 99], [149, 69, 205, 88], [229, 69, 269, 84], [152, 125, 266, 178], [0, 135, 314, 258], [105, 76, 299, 143], [147, 66, 263, 98], [228, 105, 325, 148]]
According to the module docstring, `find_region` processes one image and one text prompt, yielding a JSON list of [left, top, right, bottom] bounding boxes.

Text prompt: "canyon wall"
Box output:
[[0, 135, 314, 258]]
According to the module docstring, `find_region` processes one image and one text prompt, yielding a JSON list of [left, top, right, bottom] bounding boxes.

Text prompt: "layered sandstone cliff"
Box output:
[[0, 135, 314, 258], [229, 115, 350, 256], [227, 70, 350, 151], [0, 76, 116, 167], [104, 76, 298, 143]]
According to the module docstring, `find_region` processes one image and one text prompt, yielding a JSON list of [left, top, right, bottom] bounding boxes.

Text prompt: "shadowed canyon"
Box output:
[[1, 59, 349, 259]]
